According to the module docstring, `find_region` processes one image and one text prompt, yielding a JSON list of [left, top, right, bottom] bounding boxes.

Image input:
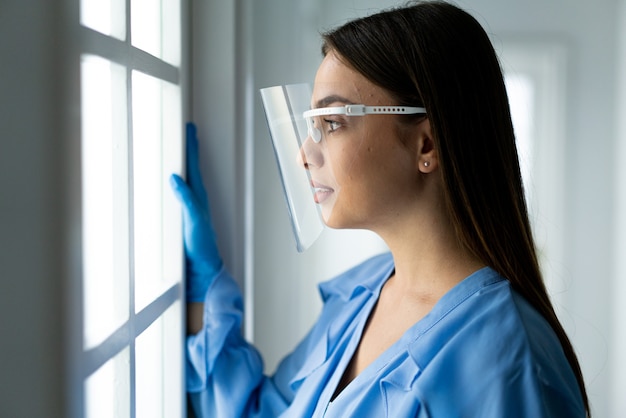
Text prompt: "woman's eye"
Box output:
[[324, 119, 342, 132]]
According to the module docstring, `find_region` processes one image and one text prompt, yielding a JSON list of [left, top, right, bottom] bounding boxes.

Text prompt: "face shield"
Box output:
[[260, 83, 426, 252]]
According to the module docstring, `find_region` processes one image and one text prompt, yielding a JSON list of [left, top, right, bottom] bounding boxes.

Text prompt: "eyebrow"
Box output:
[[314, 94, 355, 109]]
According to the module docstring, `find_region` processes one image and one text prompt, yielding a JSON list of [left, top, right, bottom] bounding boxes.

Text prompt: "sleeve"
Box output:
[[185, 267, 312, 418], [185, 255, 385, 418]]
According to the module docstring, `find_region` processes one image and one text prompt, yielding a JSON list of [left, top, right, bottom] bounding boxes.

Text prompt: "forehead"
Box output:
[[311, 51, 392, 107]]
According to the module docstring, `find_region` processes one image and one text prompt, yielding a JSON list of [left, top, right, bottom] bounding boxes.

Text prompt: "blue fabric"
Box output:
[[186, 253, 585, 417]]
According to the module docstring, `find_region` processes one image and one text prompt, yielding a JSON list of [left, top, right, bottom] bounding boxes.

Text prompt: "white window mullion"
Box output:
[[125, 0, 138, 413], [131, 48, 179, 84], [127, 37, 138, 418]]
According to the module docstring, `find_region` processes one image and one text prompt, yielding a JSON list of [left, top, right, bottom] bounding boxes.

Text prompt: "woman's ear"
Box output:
[[415, 118, 438, 173]]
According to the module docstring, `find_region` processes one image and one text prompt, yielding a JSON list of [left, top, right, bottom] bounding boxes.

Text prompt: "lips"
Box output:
[[311, 180, 334, 204]]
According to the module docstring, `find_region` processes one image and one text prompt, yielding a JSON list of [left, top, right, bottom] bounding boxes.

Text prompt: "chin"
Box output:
[[321, 212, 363, 231]]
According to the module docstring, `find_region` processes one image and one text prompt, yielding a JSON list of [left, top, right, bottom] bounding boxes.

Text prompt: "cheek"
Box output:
[[335, 144, 387, 199], [326, 127, 415, 197], [356, 142, 416, 200], [325, 140, 361, 181]]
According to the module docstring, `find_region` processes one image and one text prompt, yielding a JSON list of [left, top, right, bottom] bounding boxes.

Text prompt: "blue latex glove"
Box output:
[[170, 122, 223, 302]]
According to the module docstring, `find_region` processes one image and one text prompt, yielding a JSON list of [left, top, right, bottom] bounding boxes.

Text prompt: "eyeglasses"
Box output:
[[303, 104, 427, 143]]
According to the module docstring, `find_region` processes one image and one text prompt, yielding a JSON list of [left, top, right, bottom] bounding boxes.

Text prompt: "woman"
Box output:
[[170, 1, 590, 416]]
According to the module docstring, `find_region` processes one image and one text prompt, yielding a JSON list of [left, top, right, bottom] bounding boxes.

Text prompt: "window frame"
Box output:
[[73, 0, 190, 416], [499, 39, 568, 310]]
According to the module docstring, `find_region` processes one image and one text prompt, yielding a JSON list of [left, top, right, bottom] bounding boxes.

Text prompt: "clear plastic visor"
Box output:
[[260, 84, 323, 252]]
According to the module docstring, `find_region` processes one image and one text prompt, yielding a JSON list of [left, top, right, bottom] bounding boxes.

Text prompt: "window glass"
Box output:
[[131, 0, 181, 65], [81, 54, 130, 349], [500, 42, 568, 310], [85, 348, 130, 418], [132, 70, 183, 312], [81, 0, 126, 40], [135, 301, 182, 417]]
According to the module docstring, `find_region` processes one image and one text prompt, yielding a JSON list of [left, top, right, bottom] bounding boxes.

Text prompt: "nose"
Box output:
[[297, 134, 322, 169], [297, 145, 307, 168]]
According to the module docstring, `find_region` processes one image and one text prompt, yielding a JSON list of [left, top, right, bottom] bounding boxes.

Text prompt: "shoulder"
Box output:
[[317, 252, 394, 302], [412, 271, 569, 377], [408, 269, 585, 416]]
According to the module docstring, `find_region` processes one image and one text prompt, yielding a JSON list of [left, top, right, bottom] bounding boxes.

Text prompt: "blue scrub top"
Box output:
[[186, 253, 585, 417]]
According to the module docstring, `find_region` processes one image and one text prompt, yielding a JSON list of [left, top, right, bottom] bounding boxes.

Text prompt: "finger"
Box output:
[[169, 174, 203, 221], [186, 122, 208, 209]]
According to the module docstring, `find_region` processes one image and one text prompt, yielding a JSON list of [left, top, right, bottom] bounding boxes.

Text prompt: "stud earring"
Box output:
[[423, 161, 430, 167]]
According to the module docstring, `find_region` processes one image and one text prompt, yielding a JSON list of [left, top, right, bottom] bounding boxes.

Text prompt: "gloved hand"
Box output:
[[170, 122, 223, 303]]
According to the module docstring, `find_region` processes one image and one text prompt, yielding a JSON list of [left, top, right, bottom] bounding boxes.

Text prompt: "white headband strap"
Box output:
[[303, 104, 426, 118]]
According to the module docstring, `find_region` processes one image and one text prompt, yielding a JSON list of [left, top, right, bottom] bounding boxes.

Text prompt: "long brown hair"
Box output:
[[322, 1, 589, 415]]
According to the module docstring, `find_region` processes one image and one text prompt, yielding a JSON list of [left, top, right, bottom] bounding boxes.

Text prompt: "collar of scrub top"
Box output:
[[303, 104, 427, 143]]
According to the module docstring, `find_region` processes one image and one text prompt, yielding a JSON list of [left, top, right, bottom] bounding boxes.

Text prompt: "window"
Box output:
[[500, 41, 568, 310], [79, 0, 187, 416]]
